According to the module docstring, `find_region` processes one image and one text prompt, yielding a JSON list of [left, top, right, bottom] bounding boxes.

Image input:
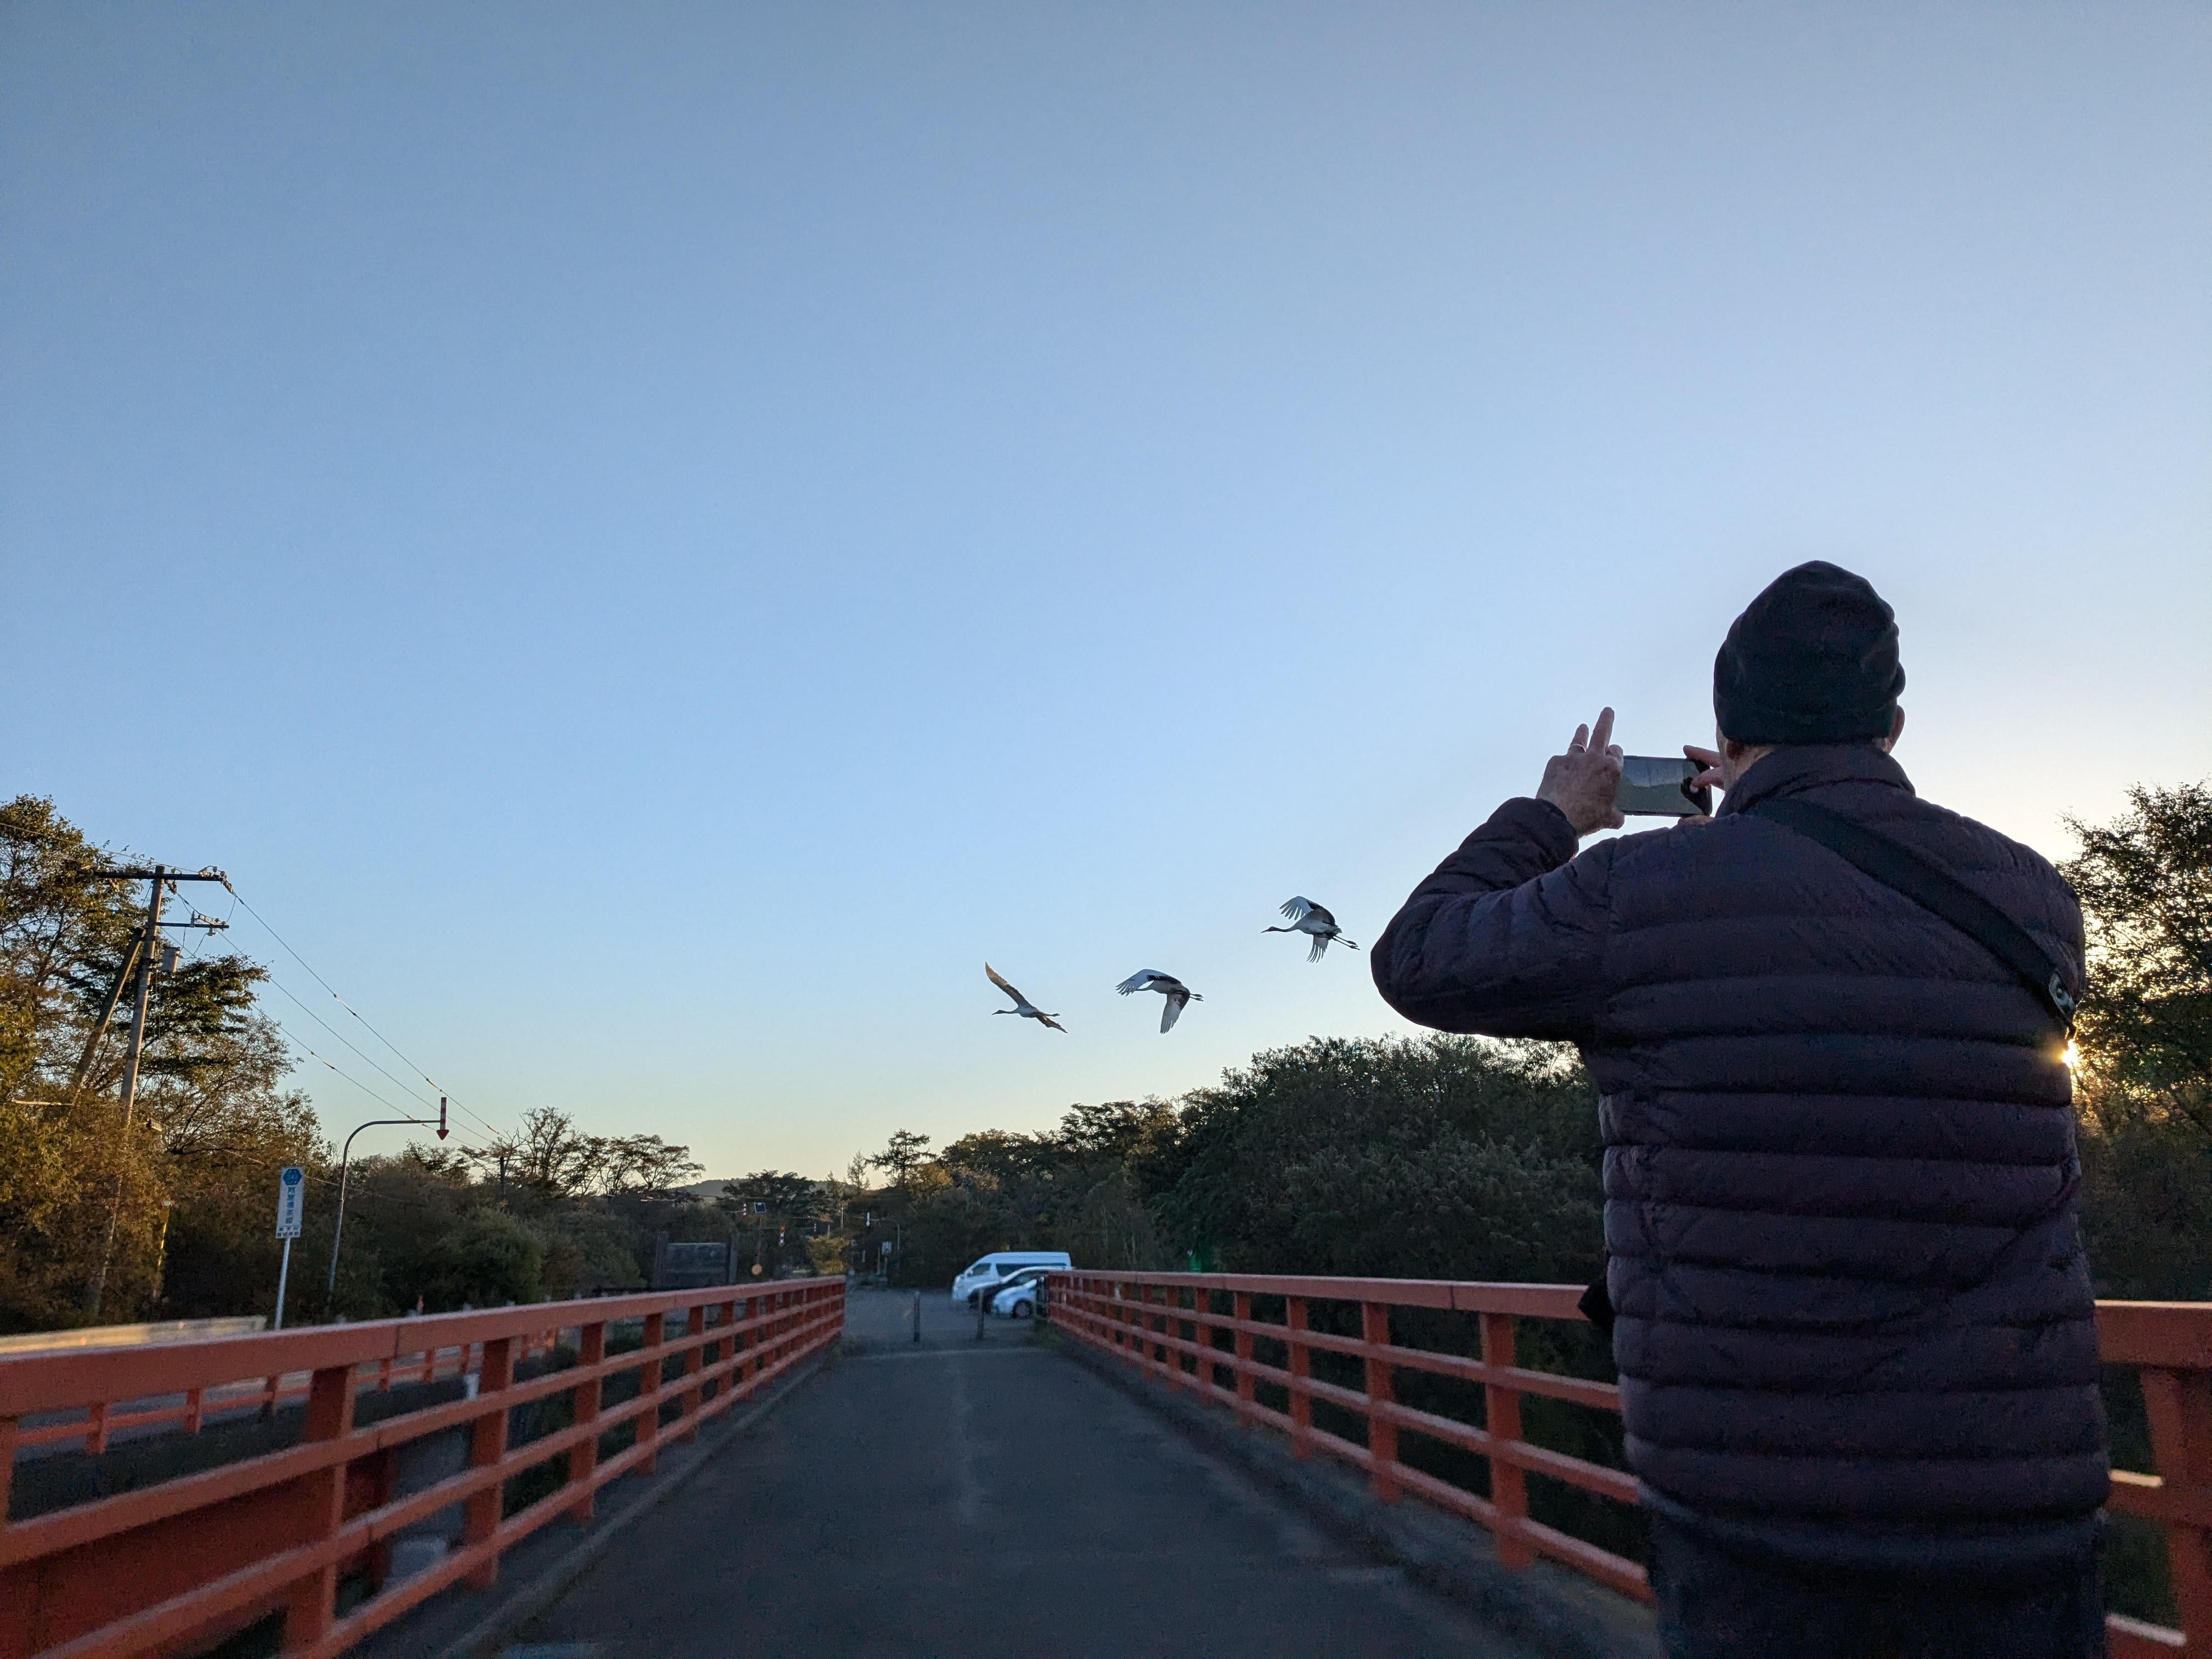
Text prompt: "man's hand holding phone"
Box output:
[[1684, 745, 1723, 797], [1536, 708, 1628, 837], [1537, 710, 1724, 839]]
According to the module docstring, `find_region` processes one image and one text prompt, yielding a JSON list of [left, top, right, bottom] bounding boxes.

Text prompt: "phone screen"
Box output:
[[1616, 756, 1713, 818]]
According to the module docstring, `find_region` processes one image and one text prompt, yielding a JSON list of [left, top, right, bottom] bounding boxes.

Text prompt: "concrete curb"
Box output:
[[355, 1346, 838, 1659], [1046, 1327, 1662, 1659]]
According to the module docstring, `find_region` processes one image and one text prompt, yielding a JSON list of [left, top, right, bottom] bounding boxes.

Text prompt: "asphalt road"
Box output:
[[504, 1287, 1538, 1659]]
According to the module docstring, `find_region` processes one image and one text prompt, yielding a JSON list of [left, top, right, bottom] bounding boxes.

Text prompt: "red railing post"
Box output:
[[715, 1299, 737, 1401], [679, 1304, 707, 1442], [2141, 1366, 2212, 1647], [1177, 1284, 1194, 1383], [566, 1320, 606, 1522], [1363, 1302, 1400, 1503], [86, 1398, 110, 1455], [1189, 1286, 1207, 1388], [0, 1413, 18, 1527], [1286, 1296, 1313, 1459], [1205, 1290, 1229, 1395], [184, 1384, 204, 1434], [281, 1362, 359, 1646], [462, 1336, 515, 1591], [1201, 1288, 1223, 1393], [1177, 1283, 1194, 1389], [637, 1311, 666, 1473], [1233, 1291, 1255, 1423], [1480, 1311, 1534, 1568], [1173, 1283, 1192, 1384]]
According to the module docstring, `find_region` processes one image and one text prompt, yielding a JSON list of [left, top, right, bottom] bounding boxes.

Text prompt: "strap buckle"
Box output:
[[2047, 973, 2076, 1030]]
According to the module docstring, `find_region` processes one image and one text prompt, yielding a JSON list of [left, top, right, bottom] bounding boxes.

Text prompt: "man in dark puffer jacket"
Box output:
[[1372, 563, 2107, 1658]]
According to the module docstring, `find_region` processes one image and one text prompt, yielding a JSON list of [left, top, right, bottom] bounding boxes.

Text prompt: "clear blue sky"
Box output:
[[5, 4, 2207, 1181]]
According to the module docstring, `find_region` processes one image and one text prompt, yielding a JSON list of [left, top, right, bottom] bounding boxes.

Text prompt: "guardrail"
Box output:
[[0, 1317, 268, 1359], [13, 1331, 568, 1458], [1, 1278, 844, 1658], [1049, 1272, 2212, 1658]]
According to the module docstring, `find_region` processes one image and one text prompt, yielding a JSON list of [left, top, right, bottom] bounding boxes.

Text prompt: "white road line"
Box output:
[[950, 1357, 984, 1526]]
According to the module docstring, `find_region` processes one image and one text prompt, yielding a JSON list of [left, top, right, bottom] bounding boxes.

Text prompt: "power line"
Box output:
[[168, 904, 474, 1140], [285, 1036, 430, 1123], [219, 881, 505, 1143], [259, 973, 442, 1114], [166, 909, 456, 1142], [153, 895, 465, 1136]]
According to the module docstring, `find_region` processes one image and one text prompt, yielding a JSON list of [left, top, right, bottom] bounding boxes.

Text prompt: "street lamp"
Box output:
[[324, 1098, 446, 1316]]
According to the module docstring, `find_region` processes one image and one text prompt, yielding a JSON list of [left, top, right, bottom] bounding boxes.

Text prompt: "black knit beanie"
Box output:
[[1712, 561, 1905, 745]]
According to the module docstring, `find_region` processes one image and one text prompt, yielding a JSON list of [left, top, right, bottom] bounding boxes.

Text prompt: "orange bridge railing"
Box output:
[[1049, 1271, 2211, 1658], [0, 1278, 844, 1658]]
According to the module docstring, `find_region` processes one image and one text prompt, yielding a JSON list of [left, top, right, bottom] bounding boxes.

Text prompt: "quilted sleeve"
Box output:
[[1372, 796, 1616, 1041]]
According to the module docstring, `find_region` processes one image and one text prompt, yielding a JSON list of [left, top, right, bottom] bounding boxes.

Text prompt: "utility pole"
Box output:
[[83, 865, 228, 1319]]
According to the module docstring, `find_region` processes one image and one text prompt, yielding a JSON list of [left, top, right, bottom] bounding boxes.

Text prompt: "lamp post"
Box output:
[[324, 1098, 446, 1316]]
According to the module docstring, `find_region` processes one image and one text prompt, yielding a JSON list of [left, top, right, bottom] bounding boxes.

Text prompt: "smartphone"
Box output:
[[1616, 755, 1713, 818]]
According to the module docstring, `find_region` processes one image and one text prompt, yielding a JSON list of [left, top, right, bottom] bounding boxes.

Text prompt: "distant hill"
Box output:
[[673, 1178, 736, 1200]]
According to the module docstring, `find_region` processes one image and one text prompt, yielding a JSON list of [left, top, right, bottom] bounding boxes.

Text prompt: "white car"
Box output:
[[989, 1267, 1055, 1319], [951, 1251, 1070, 1307], [995, 1274, 1053, 1327]]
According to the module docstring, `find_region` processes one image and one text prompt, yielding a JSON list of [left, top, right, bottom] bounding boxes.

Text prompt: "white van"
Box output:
[[951, 1251, 1070, 1306]]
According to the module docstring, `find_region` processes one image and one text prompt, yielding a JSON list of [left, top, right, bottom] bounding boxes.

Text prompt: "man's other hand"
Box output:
[[1536, 708, 1626, 837]]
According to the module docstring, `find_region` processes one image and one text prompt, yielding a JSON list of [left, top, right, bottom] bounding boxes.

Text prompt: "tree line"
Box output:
[[0, 796, 842, 1333], [849, 780, 2211, 1302], [3, 780, 2203, 1335]]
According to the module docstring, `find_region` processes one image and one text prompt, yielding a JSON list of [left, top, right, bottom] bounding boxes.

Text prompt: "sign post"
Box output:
[[273, 1165, 304, 1331]]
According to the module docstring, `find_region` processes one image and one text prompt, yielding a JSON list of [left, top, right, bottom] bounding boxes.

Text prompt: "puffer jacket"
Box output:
[[1373, 743, 2106, 1571]]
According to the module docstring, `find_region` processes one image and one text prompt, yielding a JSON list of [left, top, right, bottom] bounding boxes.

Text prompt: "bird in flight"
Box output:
[[986, 963, 1067, 1032], [1264, 897, 1358, 962], [1116, 970, 1201, 1033]]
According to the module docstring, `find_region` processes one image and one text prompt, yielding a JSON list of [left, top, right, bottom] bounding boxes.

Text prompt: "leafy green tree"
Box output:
[[2066, 782, 2212, 1136], [867, 1128, 934, 1192], [470, 1105, 701, 1203], [0, 796, 323, 1330], [2065, 781, 2212, 1299], [1161, 1035, 1602, 1282], [398, 1207, 547, 1310], [719, 1171, 826, 1274]]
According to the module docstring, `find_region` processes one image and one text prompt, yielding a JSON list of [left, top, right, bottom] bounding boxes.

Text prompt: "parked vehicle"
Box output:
[[990, 1266, 1055, 1319], [951, 1251, 1070, 1307]]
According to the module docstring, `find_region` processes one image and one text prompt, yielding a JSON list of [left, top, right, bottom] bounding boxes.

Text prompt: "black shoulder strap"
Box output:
[[1748, 796, 2075, 1032]]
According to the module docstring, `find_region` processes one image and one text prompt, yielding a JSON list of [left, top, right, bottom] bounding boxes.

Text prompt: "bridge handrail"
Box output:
[[1047, 1271, 2212, 1659], [0, 1277, 845, 1659]]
